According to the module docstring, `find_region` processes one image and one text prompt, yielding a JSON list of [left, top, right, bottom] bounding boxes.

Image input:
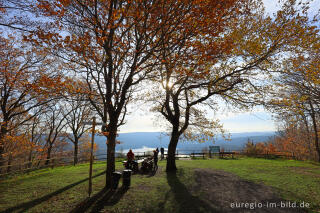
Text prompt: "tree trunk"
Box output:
[[7, 153, 12, 173], [45, 146, 52, 165], [309, 101, 320, 162], [166, 127, 180, 172], [0, 138, 4, 172], [310, 111, 320, 162], [0, 126, 7, 170], [28, 150, 33, 168], [73, 140, 78, 166], [106, 130, 116, 189], [302, 115, 312, 159]]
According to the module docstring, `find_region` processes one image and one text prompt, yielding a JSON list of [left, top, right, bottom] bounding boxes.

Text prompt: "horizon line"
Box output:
[[118, 130, 276, 134]]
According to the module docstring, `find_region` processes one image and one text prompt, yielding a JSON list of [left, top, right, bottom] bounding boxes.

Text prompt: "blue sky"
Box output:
[[119, 111, 276, 133], [118, 106, 276, 133]]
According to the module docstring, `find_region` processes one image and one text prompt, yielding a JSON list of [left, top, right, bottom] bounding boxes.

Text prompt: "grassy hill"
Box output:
[[0, 157, 319, 212]]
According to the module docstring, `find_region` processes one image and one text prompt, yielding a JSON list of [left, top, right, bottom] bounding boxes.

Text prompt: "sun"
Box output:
[[162, 80, 173, 88]]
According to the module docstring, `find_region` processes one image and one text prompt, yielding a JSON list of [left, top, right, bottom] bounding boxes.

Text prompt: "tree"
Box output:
[[64, 81, 93, 165], [79, 134, 98, 162], [272, 113, 318, 160], [0, 35, 65, 168], [1, 116, 31, 173], [21, 113, 46, 169], [147, 0, 245, 171], [268, 48, 320, 161], [264, 3, 320, 161], [148, 0, 318, 171], [42, 103, 68, 165], [143, 0, 253, 172]]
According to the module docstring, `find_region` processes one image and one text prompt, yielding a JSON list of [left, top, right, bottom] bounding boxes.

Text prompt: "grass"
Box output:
[[0, 157, 319, 212], [178, 157, 320, 211], [0, 162, 107, 212]]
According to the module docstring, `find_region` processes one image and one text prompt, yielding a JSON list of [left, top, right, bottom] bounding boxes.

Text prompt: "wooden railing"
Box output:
[[190, 153, 205, 159], [0, 150, 297, 177]]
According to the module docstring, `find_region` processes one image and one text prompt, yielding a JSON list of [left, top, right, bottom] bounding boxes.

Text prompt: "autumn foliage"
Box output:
[[244, 117, 319, 161]]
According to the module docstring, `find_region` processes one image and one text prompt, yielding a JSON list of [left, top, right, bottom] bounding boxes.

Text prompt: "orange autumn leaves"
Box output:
[[31, 0, 242, 74], [0, 34, 81, 165]]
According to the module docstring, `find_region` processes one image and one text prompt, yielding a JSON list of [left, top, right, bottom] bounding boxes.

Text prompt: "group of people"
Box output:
[[152, 147, 166, 167], [126, 147, 165, 171]]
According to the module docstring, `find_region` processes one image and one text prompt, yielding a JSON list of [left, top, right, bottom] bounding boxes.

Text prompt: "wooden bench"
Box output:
[[219, 152, 235, 159]]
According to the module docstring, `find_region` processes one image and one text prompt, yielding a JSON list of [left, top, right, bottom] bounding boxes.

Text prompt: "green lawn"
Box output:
[[178, 158, 320, 211], [0, 158, 319, 212]]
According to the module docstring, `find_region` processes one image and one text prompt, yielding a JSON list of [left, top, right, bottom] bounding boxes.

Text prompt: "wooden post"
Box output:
[[88, 117, 96, 197]]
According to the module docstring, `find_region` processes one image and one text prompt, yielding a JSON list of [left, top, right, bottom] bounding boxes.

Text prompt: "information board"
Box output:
[[209, 146, 220, 153]]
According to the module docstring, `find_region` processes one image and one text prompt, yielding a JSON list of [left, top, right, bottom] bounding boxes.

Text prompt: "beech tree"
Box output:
[[152, 0, 248, 171], [43, 103, 69, 165], [264, 2, 320, 162], [1, 112, 33, 173], [273, 112, 319, 161], [63, 82, 93, 165], [149, 0, 318, 171], [147, 0, 253, 171], [0, 35, 65, 168], [23, 115, 46, 168], [268, 46, 320, 161]]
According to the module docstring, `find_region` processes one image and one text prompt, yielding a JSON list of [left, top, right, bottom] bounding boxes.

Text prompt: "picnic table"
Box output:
[[123, 159, 146, 172], [122, 159, 144, 167]]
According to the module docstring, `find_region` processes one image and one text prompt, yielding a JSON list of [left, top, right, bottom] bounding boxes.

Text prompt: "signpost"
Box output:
[[209, 146, 220, 158], [83, 117, 104, 197]]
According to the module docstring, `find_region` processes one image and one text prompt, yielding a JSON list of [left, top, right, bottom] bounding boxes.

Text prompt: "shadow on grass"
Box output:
[[217, 158, 239, 160], [1, 171, 106, 213], [165, 170, 219, 213], [70, 186, 128, 213]]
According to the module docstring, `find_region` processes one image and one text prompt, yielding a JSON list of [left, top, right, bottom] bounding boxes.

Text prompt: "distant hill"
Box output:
[[92, 131, 275, 155]]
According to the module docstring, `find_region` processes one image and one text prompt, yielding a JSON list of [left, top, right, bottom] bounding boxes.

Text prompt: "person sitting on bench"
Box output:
[[126, 149, 135, 170]]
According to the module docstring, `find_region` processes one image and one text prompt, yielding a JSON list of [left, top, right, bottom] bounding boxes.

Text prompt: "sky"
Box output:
[[118, 108, 276, 133], [118, 0, 320, 134]]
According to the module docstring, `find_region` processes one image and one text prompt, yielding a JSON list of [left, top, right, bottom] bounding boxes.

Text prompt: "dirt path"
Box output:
[[191, 169, 306, 213]]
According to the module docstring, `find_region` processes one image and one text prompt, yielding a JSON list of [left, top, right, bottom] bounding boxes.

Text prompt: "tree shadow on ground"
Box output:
[[1, 171, 106, 213], [70, 186, 128, 213], [165, 170, 219, 213], [192, 168, 307, 213], [218, 158, 239, 160]]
